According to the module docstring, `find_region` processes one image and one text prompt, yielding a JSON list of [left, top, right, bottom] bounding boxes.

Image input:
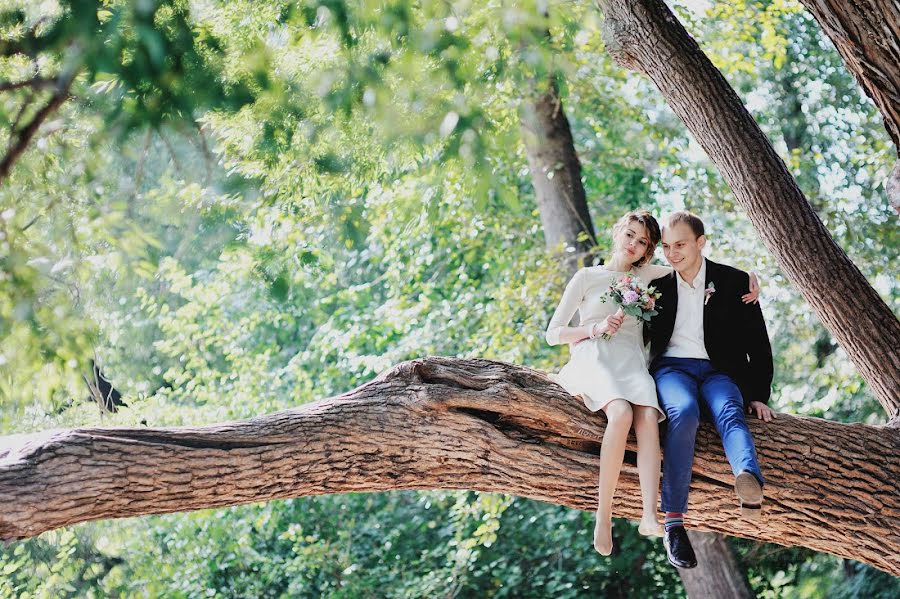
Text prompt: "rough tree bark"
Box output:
[[595, 0, 900, 421], [795, 1, 900, 213], [2, 358, 898, 575], [520, 81, 597, 262]]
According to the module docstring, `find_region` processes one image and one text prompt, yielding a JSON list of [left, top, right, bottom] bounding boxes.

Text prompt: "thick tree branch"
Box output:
[[595, 0, 900, 418], [1, 358, 898, 575]]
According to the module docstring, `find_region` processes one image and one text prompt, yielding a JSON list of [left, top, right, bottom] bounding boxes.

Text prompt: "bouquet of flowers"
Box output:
[[602, 273, 662, 340]]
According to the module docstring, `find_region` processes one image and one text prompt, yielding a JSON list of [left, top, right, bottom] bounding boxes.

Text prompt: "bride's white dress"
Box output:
[[545, 264, 670, 421]]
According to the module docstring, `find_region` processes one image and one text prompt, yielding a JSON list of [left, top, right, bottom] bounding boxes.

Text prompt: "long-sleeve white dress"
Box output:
[[545, 264, 671, 421]]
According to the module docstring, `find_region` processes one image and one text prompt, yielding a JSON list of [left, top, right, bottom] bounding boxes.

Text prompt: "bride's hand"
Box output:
[[742, 272, 761, 304], [602, 310, 624, 336], [575, 315, 622, 345]]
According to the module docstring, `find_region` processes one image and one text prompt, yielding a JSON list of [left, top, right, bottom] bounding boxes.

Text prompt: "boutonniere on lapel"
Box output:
[[704, 281, 716, 305]]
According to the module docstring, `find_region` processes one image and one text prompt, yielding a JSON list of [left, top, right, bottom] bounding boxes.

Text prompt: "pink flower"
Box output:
[[704, 281, 716, 305], [601, 274, 662, 339]]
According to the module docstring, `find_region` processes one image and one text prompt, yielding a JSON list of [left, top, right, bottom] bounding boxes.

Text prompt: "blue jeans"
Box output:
[[652, 357, 763, 513]]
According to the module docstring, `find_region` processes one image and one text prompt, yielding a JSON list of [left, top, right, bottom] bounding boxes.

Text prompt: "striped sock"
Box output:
[[664, 512, 685, 532]]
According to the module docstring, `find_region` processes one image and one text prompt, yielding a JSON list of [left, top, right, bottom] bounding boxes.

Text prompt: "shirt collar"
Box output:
[[676, 258, 706, 290]]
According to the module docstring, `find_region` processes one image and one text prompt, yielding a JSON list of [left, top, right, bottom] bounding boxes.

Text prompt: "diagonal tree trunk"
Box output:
[[595, 0, 900, 421], [795, 1, 900, 213], [796, 1, 900, 150], [520, 80, 597, 265], [2, 357, 899, 575]]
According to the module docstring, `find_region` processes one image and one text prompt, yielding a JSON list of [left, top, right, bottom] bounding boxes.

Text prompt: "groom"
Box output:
[[646, 211, 775, 570]]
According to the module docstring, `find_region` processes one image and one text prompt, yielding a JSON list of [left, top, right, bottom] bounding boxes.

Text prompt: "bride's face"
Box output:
[[613, 222, 651, 266]]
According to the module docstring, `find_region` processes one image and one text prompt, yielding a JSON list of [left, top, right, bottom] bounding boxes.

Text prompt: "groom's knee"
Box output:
[[704, 382, 749, 431], [715, 402, 746, 429], [666, 402, 699, 433]]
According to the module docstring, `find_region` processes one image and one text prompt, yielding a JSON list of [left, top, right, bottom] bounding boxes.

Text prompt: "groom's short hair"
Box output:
[[664, 211, 705, 238]]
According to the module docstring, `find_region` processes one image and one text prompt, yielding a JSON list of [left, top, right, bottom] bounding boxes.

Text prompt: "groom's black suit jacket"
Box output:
[[645, 259, 774, 407]]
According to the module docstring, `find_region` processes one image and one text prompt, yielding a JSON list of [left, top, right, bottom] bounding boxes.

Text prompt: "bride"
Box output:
[[545, 210, 759, 555]]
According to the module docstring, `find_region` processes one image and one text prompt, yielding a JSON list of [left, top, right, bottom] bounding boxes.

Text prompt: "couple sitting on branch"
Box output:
[[546, 209, 775, 569]]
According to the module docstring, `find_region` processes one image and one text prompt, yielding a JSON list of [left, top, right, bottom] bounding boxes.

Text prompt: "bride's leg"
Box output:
[[594, 399, 633, 555], [633, 405, 663, 536]]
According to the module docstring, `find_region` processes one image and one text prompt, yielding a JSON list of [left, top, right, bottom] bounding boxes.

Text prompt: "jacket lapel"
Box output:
[[702, 258, 718, 338], [660, 269, 678, 336], [668, 269, 678, 321]]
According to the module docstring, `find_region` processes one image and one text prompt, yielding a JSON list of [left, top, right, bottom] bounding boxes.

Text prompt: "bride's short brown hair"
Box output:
[[612, 210, 661, 267]]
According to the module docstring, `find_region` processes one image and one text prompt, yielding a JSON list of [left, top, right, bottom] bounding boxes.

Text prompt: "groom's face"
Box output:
[[661, 222, 706, 274]]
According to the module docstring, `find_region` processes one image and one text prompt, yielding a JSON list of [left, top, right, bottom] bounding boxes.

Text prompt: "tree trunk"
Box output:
[[777, 46, 825, 212], [520, 81, 597, 263], [796, 1, 900, 150], [679, 530, 755, 599], [797, 1, 900, 212], [2, 357, 899, 575], [596, 0, 900, 420]]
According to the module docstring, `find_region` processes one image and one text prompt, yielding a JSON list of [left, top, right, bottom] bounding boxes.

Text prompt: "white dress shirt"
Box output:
[[664, 258, 710, 360]]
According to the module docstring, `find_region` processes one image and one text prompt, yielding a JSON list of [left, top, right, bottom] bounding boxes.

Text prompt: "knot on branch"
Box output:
[[597, 3, 645, 74]]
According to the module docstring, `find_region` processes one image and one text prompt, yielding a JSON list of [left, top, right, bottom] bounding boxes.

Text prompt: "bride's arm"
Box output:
[[546, 270, 589, 345], [546, 270, 614, 345]]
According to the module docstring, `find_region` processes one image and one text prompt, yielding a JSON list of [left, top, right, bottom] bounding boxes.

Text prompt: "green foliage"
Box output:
[[1, 0, 262, 127], [0, 493, 685, 598]]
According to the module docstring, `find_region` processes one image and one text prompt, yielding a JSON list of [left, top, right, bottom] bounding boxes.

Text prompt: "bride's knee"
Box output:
[[604, 399, 633, 426], [633, 406, 660, 428]]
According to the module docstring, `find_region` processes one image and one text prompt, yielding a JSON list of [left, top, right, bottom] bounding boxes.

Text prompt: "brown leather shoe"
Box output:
[[735, 471, 763, 519]]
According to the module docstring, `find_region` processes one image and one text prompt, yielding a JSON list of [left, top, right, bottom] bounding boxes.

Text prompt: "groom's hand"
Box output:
[[748, 401, 775, 422]]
